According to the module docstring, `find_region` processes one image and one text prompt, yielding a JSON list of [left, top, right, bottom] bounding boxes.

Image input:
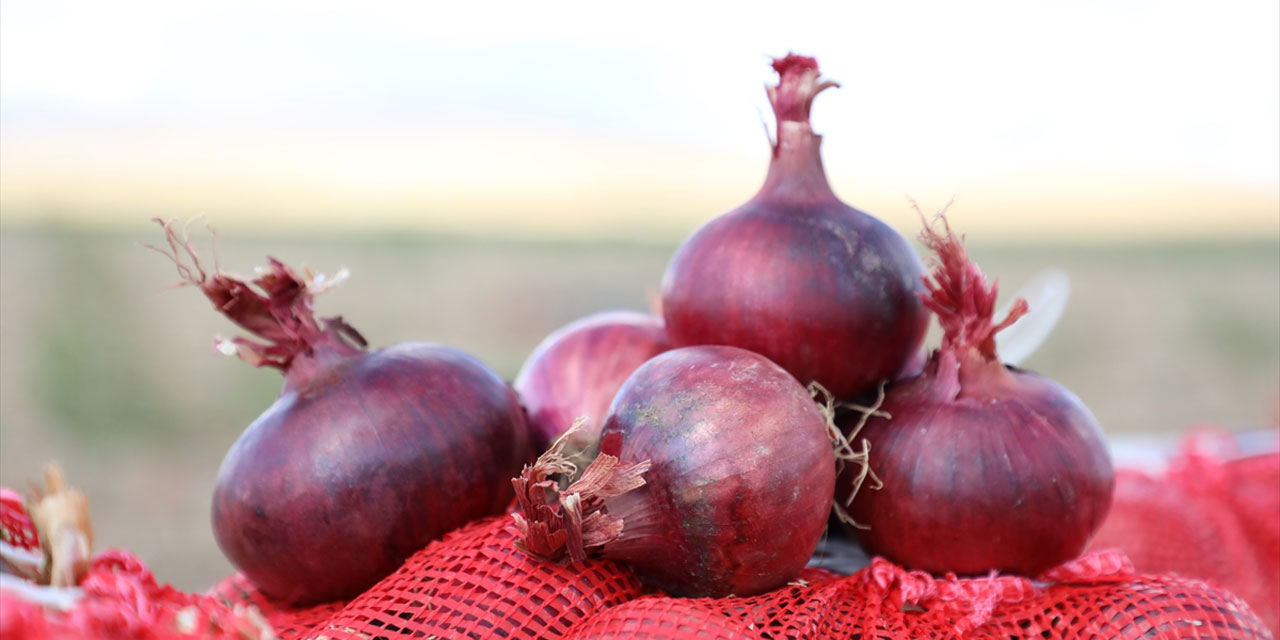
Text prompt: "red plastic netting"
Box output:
[[7, 431, 1278, 639], [564, 567, 845, 640], [298, 515, 648, 639], [207, 574, 344, 638], [1091, 430, 1280, 634], [4, 488, 284, 639], [2, 550, 275, 639], [212, 519, 1270, 640], [1, 487, 38, 551], [568, 552, 1272, 639], [1225, 453, 1280, 602]]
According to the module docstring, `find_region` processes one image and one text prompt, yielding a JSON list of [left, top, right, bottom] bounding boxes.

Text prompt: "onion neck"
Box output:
[[955, 347, 1020, 400], [280, 337, 364, 394], [921, 346, 1020, 403], [757, 122, 838, 204], [755, 53, 841, 206], [596, 489, 668, 562]]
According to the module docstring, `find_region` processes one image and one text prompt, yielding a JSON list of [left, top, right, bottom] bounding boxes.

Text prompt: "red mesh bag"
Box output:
[[982, 573, 1271, 639], [207, 574, 344, 638], [1222, 452, 1280, 629], [568, 551, 1273, 639], [1091, 429, 1280, 634], [1090, 469, 1264, 602], [1224, 453, 1280, 559], [299, 515, 647, 639], [3, 485, 279, 639], [2, 550, 276, 639], [563, 567, 844, 639], [1, 487, 39, 551]]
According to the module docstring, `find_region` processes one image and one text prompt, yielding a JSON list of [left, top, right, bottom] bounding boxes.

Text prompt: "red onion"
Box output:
[[661, 54, 929, 400], [514, 310, 670, 454], [150, 220, 529, 604], [513, 345, 834, 597], [836, 213, 1113, 576]]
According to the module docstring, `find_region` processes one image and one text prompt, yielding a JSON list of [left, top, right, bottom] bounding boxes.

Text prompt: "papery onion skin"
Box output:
[[661, 54, 929, 399], [837, 215, 1113, 576], [596, 345, 835, 597], [514, 310, 670, 453]]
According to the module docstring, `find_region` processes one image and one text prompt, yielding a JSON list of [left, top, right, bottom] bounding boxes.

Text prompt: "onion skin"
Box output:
[[514, 311, 670, 453], [661, 54, 928, 399], [213, 343, 528, 604], [837, 214, 1113, 576], [597, 345, 835, 597]]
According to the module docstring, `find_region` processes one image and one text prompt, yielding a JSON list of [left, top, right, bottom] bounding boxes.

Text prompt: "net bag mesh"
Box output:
[[298, 515, 647, 639], [207, 574, 345, 638], [1224, 453, 1280, 612], [563, 567, 845, 640], [3, 489, 279, 639], [567, 551, 1273, 639], [7, 477, 1275, 639], [2, 550, 278, 639], [1090, 430, 1279, 634], [1, 488, 39, 551]]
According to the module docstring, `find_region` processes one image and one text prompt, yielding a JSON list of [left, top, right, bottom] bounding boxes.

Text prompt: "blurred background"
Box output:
[[1, 0, 1277, 591]]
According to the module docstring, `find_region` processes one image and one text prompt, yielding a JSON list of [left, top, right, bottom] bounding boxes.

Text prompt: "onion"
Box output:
[[149, 220, 529, 604], [513, 345, 835, 598], [661, 54, 929, 399], [836, 212, 1113, 576], [513, 310, 670, 455]]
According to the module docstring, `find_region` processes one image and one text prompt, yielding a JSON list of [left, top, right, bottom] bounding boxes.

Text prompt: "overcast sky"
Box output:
[[2, 0, 1277, 241]]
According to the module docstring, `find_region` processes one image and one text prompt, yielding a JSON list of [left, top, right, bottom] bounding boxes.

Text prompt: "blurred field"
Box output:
[[1, 223, 1277, 592]]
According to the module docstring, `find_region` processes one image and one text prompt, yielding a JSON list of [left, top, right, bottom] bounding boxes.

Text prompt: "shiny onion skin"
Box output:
[[151, 220, 529, 605], [516, 345, 836, 598], [661, 54, 929, 400], [838, 215, 1113, 576], [514, 310, 670, 453]]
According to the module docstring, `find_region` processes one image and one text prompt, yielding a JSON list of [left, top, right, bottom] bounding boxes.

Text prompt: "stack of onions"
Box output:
[[510, 54, 935, 596], [133, 50, 1116, 607], [507, 54, 1114, 595]]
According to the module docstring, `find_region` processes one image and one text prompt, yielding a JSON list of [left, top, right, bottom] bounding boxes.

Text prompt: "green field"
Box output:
[[1, 224, 1277, 591]]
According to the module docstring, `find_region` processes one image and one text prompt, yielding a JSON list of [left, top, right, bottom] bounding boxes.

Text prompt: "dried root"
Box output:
[[809, 382, 887, 530]]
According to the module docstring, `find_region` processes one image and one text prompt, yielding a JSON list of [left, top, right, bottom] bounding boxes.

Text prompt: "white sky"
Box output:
[[1, 0, 1277, 240]]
